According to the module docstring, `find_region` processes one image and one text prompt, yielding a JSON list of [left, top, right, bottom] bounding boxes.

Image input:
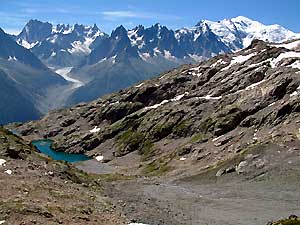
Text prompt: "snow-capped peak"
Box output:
[[189, 16, 300, 50], [231, 16, 256, 24], [52, 24, 73, 34]]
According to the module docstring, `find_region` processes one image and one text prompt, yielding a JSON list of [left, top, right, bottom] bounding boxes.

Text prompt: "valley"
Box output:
[[4, 38, 300, 224], [1, 5, 300, 223]]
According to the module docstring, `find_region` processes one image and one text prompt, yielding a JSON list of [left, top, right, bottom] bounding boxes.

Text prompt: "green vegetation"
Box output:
[[270, 217, 300, 225], [96, 173, 135, 182], [139, 140, 155, 161], [116, 129, 144, 156], [142, 160, 172, 176], [190, 133, 207, 143], [199, 117, 217, 133], [142, 153, 175, 176], [151, 122, 174, 140], [173, 120, 191, 136]]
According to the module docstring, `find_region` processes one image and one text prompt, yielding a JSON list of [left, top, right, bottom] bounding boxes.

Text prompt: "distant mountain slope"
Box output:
[[0, 28, 68, 124], [0, 69, 40, 124], [0, 28, 46, 70]]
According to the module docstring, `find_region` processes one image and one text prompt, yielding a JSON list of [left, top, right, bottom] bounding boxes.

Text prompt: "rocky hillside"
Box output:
[[0, 127, 129, 224], [7, 38, 300, 225], [13, 38, 300, 179]]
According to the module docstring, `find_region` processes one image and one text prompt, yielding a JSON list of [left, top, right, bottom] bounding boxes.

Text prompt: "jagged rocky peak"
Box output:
[[17, 19, 52, 44], [111, 25, 128, 39], [91, 23, 100, 33], [128, 25, 145, 39], [134, 24, 145, 32], [52, 23, 72, 34], [195, 19, 211, 29]]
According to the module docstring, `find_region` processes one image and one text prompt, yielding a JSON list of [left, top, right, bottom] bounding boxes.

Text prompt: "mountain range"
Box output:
[[1, 16, 299, 124]]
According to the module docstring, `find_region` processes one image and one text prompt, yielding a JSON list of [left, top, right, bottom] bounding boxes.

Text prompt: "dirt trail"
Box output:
[[104, 174, 300, 225]]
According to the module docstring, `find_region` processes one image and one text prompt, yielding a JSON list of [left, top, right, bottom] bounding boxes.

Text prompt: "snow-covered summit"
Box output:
[[193, 16, 300, 50]]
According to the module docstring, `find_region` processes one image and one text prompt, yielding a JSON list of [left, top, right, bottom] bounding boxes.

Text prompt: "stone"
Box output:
[[236, 161, 248, 174], [216, 169, 225, 177]]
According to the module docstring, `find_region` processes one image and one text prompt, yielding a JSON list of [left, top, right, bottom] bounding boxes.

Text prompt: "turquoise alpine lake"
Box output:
[[32, 140, 90, 162]]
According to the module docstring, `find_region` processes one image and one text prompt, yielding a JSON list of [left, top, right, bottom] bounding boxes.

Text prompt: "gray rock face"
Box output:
[[14, 39, 300, 177]]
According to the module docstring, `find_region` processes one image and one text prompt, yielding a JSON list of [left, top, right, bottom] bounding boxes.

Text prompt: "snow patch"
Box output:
[[109, 101, 120, 106], [111, 55, 117, 64], [247, 59, 272, 69], [0, 159, 6, 166], [90, 126, 100, 133], [290, 91, 298, 97], [4, 169, 12, 175], [153, 47, 161, 56], [187, 68, 202, 77], [48, 35, 58, 43], [68, 38, 92, 54], [271, 40, 300, 50], [139, 52, 151, 61], [18, 39, 39, 49], [135, 83, 144, 88], [145, 100, 169, 109], [196, 95, 222, 100], [8, 56, 17, 61], [221, 52, 257, 71], [95, 156, 104, 161], [179, 157, 187, 161], [0, 220, 5, 224], [145, 92, 188, 110], [172, 93, 187, 101], [288, 60, 300, 70], [190, 66, 201, 71], [212, 135, 223, 142], [270, 52, 300, 68], [164, 50, 176, 60], [210, 59, 227, 68], [268, 102, 275, 107], [245, 80, 266, 91]]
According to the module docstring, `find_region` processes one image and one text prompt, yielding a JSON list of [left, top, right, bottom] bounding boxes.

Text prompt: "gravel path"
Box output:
[[105, 174, 300, 225]]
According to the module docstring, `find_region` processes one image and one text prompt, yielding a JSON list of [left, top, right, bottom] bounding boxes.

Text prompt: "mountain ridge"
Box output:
[[2, 16, 300, 124], [14, 16, 300, 68]]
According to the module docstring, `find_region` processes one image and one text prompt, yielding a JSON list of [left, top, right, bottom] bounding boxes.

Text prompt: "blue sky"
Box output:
[[0, 0, 299, 34]]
